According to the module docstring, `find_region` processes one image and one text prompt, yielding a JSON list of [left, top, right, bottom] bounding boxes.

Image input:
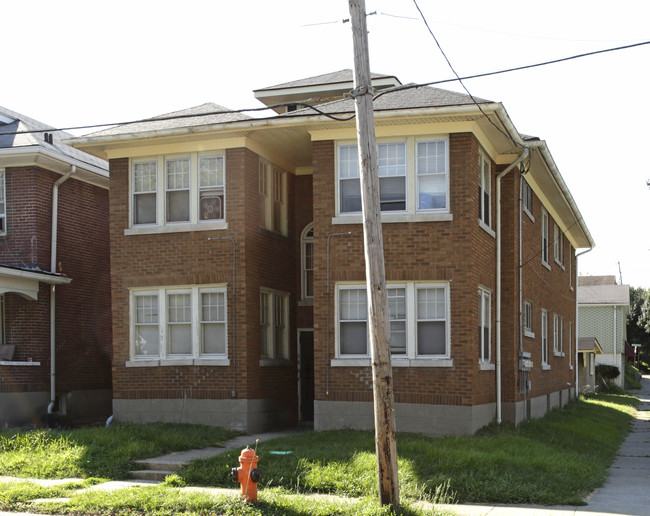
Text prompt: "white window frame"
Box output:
[[554, 223, 564, 267], [478, 287, 492, 364], [301, 223, 314, 300], [128, 153, 227, 235], [541, 309, 549, 368], [334, 282, 452, 366], [259, 289, 290, 362], [128, 285, 228, 366], [553, 314, 560, 355], [478, 149, 491, 231], [334, 137, 450, 223], [541, 210, 550, 269], [524, 300, 534, 338], [522, 178, 533, 220], [569, 321, 574, 369], [198, 155, 226, 222], [0, 169, 6, 235], [165, 157, 191, 224], [259, 159, 288, 236]]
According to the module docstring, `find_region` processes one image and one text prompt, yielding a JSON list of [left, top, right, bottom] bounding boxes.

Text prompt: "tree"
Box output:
[[627, 287, 650, 368]]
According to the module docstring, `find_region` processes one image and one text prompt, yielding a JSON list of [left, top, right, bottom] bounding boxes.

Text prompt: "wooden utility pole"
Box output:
[[348, 0, 400, 508]]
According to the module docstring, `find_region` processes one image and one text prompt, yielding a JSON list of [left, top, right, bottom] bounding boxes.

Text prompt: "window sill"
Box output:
[[524, 330, 535, 339], [542, 261, 551, 271], [126, 358, 230, 367], [553, 351, 565, 358], [125, 221, 228, 236], [259, 358, 292, 367], [332, 213, 453, 225], [478, 220, 495, 238], [298, 299, 314, 307], [542, 363, 551, 370], [554, 259, 565, 271], [0, 360, 41, 366], [479, 362, 495, 371], [569, 365, 574, 370], [524, 208, 534, 222], [331, 357, 453, 368]]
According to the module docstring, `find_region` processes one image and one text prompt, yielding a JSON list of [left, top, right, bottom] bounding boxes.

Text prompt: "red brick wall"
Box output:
[[109, 148, 298, 421], [0, 166, 112, 396]]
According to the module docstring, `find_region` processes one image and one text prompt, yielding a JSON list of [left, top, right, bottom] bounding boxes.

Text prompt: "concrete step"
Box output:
[[134, 459, 183, 472], [129, 469, 173, 482]]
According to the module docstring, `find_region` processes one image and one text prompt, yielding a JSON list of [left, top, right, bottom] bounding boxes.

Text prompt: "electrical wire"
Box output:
[[409, 0, 523, 148], [1, 39, 649, 138]]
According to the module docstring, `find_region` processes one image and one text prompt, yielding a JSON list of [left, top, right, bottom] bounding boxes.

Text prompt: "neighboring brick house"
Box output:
[[71, 70, 593, 434], [578, 275, 630, 388], [0, 106, 112, 427]]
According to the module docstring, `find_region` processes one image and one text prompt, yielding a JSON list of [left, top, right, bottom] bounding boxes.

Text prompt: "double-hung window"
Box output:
[[524, 300, 534, 337], [541, 309, 549, 367], [337, 137, 449, 217], [260, 289, 289, 360], [130, 286, 227, 363], [0, 170, 6, 235], [337, 282, 450, 361], [131, 153, 226, 230], [541, 210, 549, 267], [478, 287, 491, 363], [522, 178, 533, 218], [554, 223, 564, 266], [301, 223, 314, 300], [478, 149, 491, 228], [553, 314, 560, 354], [259, 160, 288, 235]]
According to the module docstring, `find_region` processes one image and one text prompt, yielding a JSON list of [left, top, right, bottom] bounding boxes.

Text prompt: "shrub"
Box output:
[[596, 364, 620, 383]]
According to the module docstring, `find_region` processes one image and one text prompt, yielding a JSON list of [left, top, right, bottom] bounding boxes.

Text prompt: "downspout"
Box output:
[[496, 147, 529, 424], [48, 166, 76, 414], [574, 247, 594, 396]]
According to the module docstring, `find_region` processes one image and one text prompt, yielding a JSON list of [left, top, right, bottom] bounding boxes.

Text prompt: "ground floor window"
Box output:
[[478, 287, 491, 363], [336, 282, 450, 359], [260, 289, 290, 360], [131, 285, 227, 360]]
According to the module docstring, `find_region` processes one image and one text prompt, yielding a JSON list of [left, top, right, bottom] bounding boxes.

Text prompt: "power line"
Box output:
[[2, 38, 649, 138]]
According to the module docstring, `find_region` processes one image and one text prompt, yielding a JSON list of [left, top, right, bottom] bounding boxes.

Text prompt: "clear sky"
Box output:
[[4, 0, 650, 287]]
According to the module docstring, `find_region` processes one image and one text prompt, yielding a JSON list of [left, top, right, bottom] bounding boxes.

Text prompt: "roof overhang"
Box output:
[[0, 266, 71, 300], [578, 337, 604, 354], [0, 146, 109, 189], [67, 101, 592, 250]]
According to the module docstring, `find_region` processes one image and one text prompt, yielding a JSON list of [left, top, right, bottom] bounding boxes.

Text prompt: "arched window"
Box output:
[[301, 223, 314, 299]]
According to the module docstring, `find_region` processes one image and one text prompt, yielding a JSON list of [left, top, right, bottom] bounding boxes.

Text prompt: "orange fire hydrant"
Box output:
[[230, 446, 262, 502]]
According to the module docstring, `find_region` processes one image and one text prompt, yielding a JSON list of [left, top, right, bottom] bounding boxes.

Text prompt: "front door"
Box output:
[[298, 330, 314, 422]]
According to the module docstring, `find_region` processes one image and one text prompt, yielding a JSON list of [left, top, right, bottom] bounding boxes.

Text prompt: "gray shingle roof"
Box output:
[[283, 83, 493, 116], [254, 69, 400, 92], [577, 284, 630, 305], [86, 103, 252, 138], [0, 105, 107, 171]]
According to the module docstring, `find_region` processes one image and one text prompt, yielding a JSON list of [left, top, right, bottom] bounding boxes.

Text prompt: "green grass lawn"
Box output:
[[0, 392, 639, 515]]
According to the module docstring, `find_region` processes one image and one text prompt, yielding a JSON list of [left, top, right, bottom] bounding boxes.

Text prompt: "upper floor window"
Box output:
[[301, 223, 314, 299], [337, 282, 450, 359], [130, 285, 227, 361], [478, 150, 491, 228], [0, 170, 6, 235], [131, 153, 225, 228], [522, 178, 533, 217], [337, 137, 448, 216], [554, 223, 564, 266], [478, 287, 491, 363], [259, 160, 288, 236], [541, 210, 549, 267]]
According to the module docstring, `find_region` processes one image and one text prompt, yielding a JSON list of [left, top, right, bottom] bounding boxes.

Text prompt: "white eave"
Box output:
[[0, 266, 71, 301], [0, 145, 108, 188]]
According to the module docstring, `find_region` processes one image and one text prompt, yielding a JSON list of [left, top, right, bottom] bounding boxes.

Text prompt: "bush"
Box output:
[[596, 364, 620, 383]]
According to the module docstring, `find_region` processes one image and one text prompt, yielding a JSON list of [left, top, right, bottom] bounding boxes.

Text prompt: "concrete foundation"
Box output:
[[314, 400, 496, 436], [113, 397, 293, 433]]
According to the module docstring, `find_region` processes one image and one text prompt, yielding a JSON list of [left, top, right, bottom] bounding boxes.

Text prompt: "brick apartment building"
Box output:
[[71, 70, 593, 434], [0, 107, 112, 427]]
